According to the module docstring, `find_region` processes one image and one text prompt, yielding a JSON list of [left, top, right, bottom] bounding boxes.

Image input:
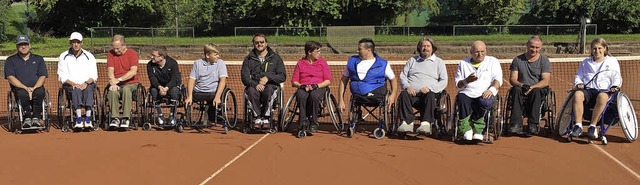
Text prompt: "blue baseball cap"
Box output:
[[16, 35, 30, 45]]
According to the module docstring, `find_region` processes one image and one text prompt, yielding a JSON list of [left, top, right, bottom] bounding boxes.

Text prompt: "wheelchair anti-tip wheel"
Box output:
[[373, 127, 386, 139]]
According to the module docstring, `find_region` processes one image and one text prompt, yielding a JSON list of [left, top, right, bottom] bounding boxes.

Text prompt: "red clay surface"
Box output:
[[1, 124, 639, 185]]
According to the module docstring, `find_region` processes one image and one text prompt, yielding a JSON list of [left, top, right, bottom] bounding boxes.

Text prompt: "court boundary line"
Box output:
[[592, 144, 640, 182], [199, 133, 270, 185]]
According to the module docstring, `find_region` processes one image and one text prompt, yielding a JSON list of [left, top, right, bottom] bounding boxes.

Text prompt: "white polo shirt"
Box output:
[[454, 56, 503, 98], [58, 49, 98, 84]]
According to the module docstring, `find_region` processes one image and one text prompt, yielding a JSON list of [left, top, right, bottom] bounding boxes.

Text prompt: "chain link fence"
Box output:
[[88, 27, 195, 46]]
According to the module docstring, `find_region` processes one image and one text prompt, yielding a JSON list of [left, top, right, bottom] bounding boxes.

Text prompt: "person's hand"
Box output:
[[338, 100, 346, 113], [420, 87, 430, 94], [576, 83, 585, 90], [162, 86, 169, 92], [109, 78, 120, 86], [465, 73, 478, 84], [387, 96, 396, 110], [256, 84, 265, 92], [79, 82, 87, 90], [185, 97, 192, 106], [482, 90, 493, 99], [407, 87, 416, 96], [522, 85, 532, 95], [109, 85, 120, 91], [160, 90, 167, 96], [610, 86, 621, 92], [213, 97, 222, 107], [259, 76, 268, 85], [28, 89, 33, 100]]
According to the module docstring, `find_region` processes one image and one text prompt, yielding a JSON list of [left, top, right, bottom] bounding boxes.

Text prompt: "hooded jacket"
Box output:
[[241, 46, 286, 88]]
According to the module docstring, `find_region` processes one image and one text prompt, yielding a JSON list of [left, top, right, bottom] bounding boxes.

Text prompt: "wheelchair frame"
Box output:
[[450, 94, 502, 144], [242, 84, 283, 134], [281, 86, 344, 138], [389, 90, 451, 139], [183, 87, 237, 134], [502, 87, 556, 137], [57, 85, 102, 132], [6, 89, 52, 134], [101, 83, 146, 131]]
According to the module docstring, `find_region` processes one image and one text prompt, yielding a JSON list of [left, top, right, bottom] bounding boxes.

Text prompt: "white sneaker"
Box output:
[[262, 118, 270, 125], [254, 118, 262, 125], [397, 121, 412, 133], [74, 117, 84, 129], [157, 117, 165, 125], [120, 119, 130, 128], [416, 121, 431, 134], [463, 130, 473, 140], [472, 133, 483, 140], [109, 118, 119, 127], [84, 117, 93, 128]]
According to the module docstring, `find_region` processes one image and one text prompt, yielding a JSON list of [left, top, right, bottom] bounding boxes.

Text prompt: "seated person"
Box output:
[[338, 38, 398, 115], [147, 46, 182, 125], [291, 41, 332, 132], [185, 43, 228, 124], [241, 33, 286, 129], [107, 34, 139, 128], [508, 36, 551, 135], [58, 32, 98, 129], [570, 38, 622, 139], [397, 36, 447, 134], [5, 35, 48, 128], [454, 41, 502, 141]]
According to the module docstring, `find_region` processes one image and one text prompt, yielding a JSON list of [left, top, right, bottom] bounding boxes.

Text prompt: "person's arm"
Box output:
[[338, 75, 350, 111], [432, 59, 448, 93], [147, 63, 160, 89], [455, 61, 466, 89], [118, 55, 139, 81], [58, 54, 69, 85], [509, 58, 522, 87], [488, 59, 503, 96], [213, 77, 227, 106], [319, 60, 332, 88], [7, 76, 28, 90], [185, 78, 195, 105], [399, 58, 412, 90], [291, 62, 301, 88], [241, 58, 258, 88], [87, 54, 98, 84], [267, 55, 286, 84], [574, 60, 586, 87], [33, 58, 48, 88], [611, 58, 622, 88], [166, 60, 182, 89], [531, 73, 550, 89]]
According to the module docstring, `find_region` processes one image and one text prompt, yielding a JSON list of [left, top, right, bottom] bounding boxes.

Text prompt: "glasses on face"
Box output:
[[253, 40, 266, 45]]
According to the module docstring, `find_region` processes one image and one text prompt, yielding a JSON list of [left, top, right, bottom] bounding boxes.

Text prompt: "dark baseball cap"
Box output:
[[16, 35, 30, 45]]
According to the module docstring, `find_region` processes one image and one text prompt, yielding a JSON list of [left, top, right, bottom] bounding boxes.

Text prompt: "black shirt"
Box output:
[[4, 53, 48, 88], [147, 56, 181, 89]]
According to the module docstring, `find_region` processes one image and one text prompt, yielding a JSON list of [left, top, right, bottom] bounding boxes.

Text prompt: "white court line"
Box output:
[[592, 144, 640, 182], [199, 133, 270, 185]]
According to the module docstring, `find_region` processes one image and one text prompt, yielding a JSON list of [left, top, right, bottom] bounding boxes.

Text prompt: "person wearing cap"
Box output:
[[454, 40, 502, 141], [107, 34, 139, 129], [57, 32, 98, 129], [4, 35, 48, 128]]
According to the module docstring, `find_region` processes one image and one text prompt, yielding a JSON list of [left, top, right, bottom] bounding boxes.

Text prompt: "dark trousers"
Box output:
[[397, 90, 436, 124], [193, 91, 216, 121], [245, 84, 277, 117], [150, 86, 180, 115], [63, 83, 95, 111], [456, 93, 494, 122], [296, 87, 326, 124], [12, 86, 45, 119], [509, 87, 547, 125]]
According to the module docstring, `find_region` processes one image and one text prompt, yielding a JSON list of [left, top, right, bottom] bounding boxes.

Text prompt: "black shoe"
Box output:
[[528, 123, 540, 135], [570, 125, 582, 137], [587, 126, 598, 139], [310, 123, 319, 133], [509, 124, 522, 134]]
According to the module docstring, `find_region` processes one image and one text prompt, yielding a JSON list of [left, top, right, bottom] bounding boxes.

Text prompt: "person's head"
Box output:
[[526, 35, 543, 58], [15, 35, 31, 55], [304, 41, 322, 60], [150, 46, 168, 64], [417, 36, 437, 58], [69, 32, 84, 53], [252, 33, 268, 53], [470, 40, 487, 63], [111, 34, 127, 56], [590, 37, 610, 60], [357, 38, 375, 59], [204, 43, 220, 62]]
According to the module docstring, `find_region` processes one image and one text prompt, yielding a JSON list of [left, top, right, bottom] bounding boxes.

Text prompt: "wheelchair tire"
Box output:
[[297, 130, 307, 138], [142, 122, 151, 131], [373, 127, 385, 139], [223, 88, 238, 129], [176, 124, 184, 133], [556, 91, 576, 136], [327, 93, 344, 134], [282, 93, 298, 132]]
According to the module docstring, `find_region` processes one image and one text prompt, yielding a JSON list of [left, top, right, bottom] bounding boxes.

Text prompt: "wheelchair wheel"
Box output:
[[176, 124, 184, 133], [297, 130, 307, 138], [92, 87, 103, 131], [436, 93, 452, 139], [556, 91, 576, 136], [281, 93, 298, 132], [450, 99, 460, 142], [502, 89, 512, 135], [544, 90, 557, 137], [373, 127, 386, 139], [57, 88, 70, 132], [132, 85, 146, 130], [616, 93, 638, 142], [491, 96, 502, 141], [142, 122, 151, 131], [327, 93, 344, 134], [43, 90, 52, 132], [222, 88, 238, 129], [6, 92, 16, 133]]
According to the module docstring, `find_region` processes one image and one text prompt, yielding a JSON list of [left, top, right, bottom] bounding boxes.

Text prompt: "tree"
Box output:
[[0, 0, 10, 41], [430, 0, 525, 25]]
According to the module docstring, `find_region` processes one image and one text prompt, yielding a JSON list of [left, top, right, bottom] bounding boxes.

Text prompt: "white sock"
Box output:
[[575, 122, 582, 127], [589, 124, 596, 128], [76, 109, 82, 118], [86, 110, 92, 117]]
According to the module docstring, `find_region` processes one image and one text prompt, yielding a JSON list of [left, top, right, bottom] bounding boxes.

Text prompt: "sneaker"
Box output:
[[509, 124, 523, 134], [253, 118, 262, 129], [22, 118, 32, 128], [528, 123, 540, 135], [310, 122, 319, 133], [31, 118, 41, 127], [157, 117, 165, 125], [472, 133, 484, 140], [463, 130, 473, 141], [84, 117, 93, 128], [261, 119, 270, 129], [588, 126, 598, 139], [74, 117, 84, 129], [570, 124, 582, 137], [120, 119, 130, 128], [397, 121, 412, 133], [169, 115, 176, 125], [109, 118, 120, 127], [416, 121, 431, 134]]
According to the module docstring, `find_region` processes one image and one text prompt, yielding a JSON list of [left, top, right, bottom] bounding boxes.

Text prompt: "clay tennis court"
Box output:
[[0, 57, 639, 185]]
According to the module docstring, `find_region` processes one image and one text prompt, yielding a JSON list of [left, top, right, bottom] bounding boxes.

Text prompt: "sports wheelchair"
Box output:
[[389, 90, 451, 139], [101, 84, 146, 131], [502, 87, 556, 137], [556, 89, 637, 145], [183, 87, 237, 134], [57, 84, 102, 132], [343, 88, 394, 139], [141, 85, 185, 132], [6, 89, 52, 134], [242, 83, 283, 134], [281, 87, 344, 138], [450, 94, 502, 143]]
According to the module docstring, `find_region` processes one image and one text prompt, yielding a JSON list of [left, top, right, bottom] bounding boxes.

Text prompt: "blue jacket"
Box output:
[[346, 54, 387, 95]]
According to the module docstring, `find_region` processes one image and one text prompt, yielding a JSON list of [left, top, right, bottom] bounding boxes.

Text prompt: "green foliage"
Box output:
[[0, 0, 10, 41], [430, 0, 525, 25], [520, 0, 640, 33]]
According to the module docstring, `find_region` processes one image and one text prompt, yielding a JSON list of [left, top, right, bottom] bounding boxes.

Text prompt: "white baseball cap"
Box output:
[[69, 32, 83, 41]]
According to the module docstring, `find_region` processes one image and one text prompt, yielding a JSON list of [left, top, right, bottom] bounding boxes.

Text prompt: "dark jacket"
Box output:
[[241, 46, 286, 88], [147, 56, 181, 89]]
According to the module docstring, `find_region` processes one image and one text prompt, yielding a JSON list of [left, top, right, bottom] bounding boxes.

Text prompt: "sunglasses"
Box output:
[[253, 40, 266, 44]]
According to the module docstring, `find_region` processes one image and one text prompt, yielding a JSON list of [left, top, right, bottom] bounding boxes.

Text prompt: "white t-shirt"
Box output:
[[574, 56, 622, 91], [454, 56, 503, 98], [343, 59, 395, 80]]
